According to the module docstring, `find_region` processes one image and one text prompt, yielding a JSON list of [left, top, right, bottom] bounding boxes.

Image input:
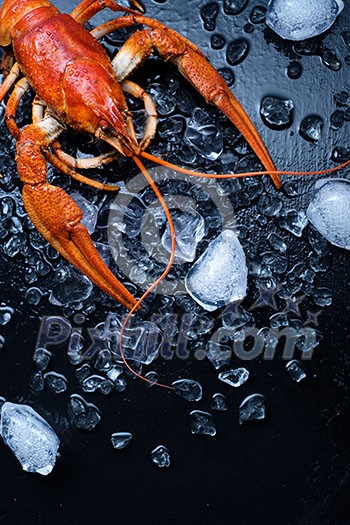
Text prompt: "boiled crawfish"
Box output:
[[0, 0, 280, 308]]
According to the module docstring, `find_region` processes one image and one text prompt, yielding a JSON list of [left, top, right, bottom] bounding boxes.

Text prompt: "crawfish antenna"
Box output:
[[140, 151, 350, 181], [118, 156, 176, 390]]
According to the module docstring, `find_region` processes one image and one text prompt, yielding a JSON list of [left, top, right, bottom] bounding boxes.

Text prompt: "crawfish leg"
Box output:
[[4, 77, 30, 140], [45, 146, 120, 191], [50, 143, 118, 171], [96, 16, 280, 188], [17, 118, 137, 309], [71, 0, 141, 25], [1, 50, 16, 78], [121, 79, 158, 150], [0, 62, 21, 106], [31, 97, 120, 189]]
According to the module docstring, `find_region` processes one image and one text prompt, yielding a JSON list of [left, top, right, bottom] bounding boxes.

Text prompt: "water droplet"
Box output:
[[260, 96, 294, 129], [244, 23, 254, 34], [322, 49, 341, 71], [223, 0, 248, 16], [0, 306, 14, 326], [287, 61, 302, 79], [218, 67, 235, 87], [333, 90, 349, 106], [226, 38, 250, 65], [331, 147, 350, 162], [200, 3, 219, 31], [299, 115, 323, 142], [249, 5, 266, 24], [330, 109, 344, 130], [211, 34, 226, 50]]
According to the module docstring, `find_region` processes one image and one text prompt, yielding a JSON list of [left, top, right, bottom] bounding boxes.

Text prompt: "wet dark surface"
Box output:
[[0, 0, 350, 524]]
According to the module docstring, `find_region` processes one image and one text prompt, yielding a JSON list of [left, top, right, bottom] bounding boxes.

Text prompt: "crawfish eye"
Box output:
[[99, 119, 110, 133]]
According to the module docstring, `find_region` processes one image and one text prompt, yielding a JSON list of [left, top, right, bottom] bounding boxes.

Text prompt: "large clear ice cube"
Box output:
[[0, 402, 60, 475], [266, 0, 344, 41], [306, 179, 350, 251], [185, 230, 248, 311]]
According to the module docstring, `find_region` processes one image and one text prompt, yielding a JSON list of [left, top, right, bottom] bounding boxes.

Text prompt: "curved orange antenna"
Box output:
[[118, 151, 350, 389], [118, 155, 175, 390], [141, 151, 350, 180]]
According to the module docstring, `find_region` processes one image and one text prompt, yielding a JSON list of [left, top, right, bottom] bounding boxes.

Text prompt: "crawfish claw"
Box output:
[[22, 183, 137, 309]]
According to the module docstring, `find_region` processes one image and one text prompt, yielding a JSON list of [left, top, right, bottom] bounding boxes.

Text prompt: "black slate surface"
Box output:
[[0, 0, 349, 524]]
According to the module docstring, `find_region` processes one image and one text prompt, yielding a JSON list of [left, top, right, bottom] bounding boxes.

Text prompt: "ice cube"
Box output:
[[68, 394, 102, 431], [218, 367, 249, 387], [0, 402, 60, 475], [266, 0, 344, 41], [68, 332, 84, 366], [82, 375, 113, 395], [207, 341, 232, 369], [30, 372, 45, 393], [239, 394, 265, 424], [151, 445, 171, 468], [49, 269, 93, 306], [33, 347, 52, 371], [190, 410, 216, 436], [70, 192, 98, 234], [286, 360, 307, 382], [106, 314, 161, 365], [185, 230, 248, 311], [306, 179, 350, 250], [144, 371, 159, 387], [161, 209, 205, 262], [111, 432, 133, 450], [184, 108, 223, 161], [172, 379, 203, 401], [211, 393, 229, 412], [44, 372, 68, 394], [94, 349, 113, 372]]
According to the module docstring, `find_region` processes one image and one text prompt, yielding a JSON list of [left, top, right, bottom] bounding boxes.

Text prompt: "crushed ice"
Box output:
[[151, 445, 171, 467]]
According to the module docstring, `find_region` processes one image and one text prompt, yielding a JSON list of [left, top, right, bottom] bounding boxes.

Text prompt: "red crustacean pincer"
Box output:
[[0, 0, 281, 308]]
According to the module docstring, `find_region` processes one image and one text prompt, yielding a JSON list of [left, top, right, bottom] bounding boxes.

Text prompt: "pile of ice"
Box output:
[[306, 179, 350, 251], [185, 230, 248, 311], [0, 402, 60, 475], [266, 0, 344, 41]]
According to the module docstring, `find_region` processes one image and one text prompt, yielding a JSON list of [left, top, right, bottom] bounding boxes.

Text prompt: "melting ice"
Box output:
[[185, 230, 248, 311], [0, 402, 60, 475], [266, 0, 344, 41], [161, 209, 205, 262], [306, 179, 350, 251]]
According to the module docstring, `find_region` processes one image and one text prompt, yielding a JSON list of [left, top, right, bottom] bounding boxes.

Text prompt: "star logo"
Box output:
[[305, 309, 323, 327], [282, 294, 306, 316], [250, 282, 283, 311]]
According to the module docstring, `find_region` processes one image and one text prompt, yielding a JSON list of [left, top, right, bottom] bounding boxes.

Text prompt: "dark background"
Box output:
[[0, 0, 350, 524]]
